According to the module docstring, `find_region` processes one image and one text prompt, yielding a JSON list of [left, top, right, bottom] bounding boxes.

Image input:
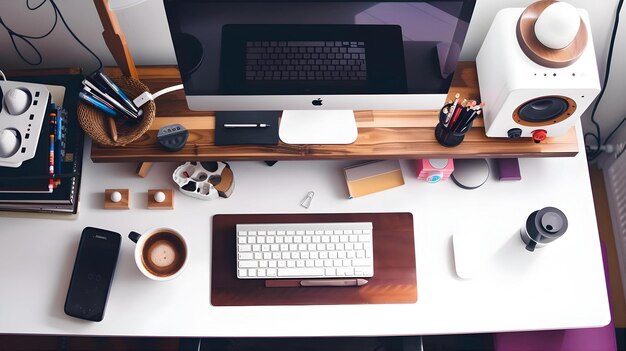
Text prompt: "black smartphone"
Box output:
[[64, 227, 121, 322]]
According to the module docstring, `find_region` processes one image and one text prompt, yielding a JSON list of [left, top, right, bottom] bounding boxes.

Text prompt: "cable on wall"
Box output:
[[0, 0, 103, 74], [585, 0, 624, 162]]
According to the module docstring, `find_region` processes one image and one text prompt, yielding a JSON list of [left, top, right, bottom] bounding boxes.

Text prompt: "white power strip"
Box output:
[[0, 80, 50, 168]]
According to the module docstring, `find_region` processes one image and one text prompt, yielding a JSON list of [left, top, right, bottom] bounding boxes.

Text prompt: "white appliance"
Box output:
[[0, 80, 49, 167], [476, 1, 600, 142]]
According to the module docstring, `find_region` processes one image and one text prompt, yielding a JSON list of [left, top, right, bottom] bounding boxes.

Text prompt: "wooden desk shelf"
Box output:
[[90, 62, 578, 163]]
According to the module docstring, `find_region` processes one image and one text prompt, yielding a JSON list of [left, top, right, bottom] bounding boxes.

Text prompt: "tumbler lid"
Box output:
[[534, 207, 568, 239]]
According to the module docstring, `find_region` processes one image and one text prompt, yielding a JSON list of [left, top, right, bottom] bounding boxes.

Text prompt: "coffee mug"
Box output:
[[128, 228, 188, 281]]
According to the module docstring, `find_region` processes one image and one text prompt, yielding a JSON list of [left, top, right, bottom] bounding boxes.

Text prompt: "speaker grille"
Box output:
[[518, 97, 569, 122], [513, 95, 576, 126]]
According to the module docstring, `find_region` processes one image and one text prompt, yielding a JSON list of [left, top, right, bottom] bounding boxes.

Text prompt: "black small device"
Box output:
[[157, 123, 188, 151], [64, 227, 121, 322]]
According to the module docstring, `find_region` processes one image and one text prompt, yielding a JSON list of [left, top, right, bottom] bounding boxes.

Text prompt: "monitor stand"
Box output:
[[278, 110, 358, 144]]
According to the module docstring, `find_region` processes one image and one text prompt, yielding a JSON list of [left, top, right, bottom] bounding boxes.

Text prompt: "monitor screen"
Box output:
[[163, 0, 476, 143]]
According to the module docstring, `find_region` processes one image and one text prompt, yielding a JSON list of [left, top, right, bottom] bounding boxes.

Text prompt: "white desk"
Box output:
[[0, 126, 610, 337]]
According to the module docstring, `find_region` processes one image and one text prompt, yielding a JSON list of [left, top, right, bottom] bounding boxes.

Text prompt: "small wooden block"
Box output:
[[104, 189, 130, 209], [148, 189, 174, 209], [136, 162, 153, 178]]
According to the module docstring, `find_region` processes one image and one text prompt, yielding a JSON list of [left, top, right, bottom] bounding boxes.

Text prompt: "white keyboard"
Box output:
[[236, 222, 374, 279]]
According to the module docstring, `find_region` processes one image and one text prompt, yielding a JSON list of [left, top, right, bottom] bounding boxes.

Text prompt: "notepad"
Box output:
[[344, 160, 405, 198]]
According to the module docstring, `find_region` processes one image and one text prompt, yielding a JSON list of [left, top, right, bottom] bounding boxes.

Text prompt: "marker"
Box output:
[[223, 123, 270, 128]]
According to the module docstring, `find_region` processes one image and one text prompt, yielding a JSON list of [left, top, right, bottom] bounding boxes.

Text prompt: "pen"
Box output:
[[300, 279, 368, 287], [224, 123, 270, 128], [96, 71, 140, 114], [265, 278, 368, 288], [79, 92, 118, 116], [83, 80, 139, 120]]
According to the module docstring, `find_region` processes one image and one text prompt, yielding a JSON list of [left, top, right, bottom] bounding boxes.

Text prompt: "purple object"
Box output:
[[497, 158, 522, 181], [493, 242, 616, 351]]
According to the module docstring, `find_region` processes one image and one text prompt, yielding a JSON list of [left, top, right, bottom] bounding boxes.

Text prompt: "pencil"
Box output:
[[107, 117, 118, 142], [446, 93, 460, 123]]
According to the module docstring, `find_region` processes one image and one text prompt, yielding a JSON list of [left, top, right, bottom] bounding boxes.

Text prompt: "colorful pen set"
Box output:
[[78, 71, 141, 122], [47, 105, 66, 192], [442, 93, 484, 134]]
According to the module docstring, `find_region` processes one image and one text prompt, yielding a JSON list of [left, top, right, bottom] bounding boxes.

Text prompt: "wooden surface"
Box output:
[[93, 0, 138, 79], [211, 213, 417, 306], [589, 165, 626, 327], [89, 62, 579, 162]]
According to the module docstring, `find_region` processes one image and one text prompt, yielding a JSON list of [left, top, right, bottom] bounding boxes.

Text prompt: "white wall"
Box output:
[[0, 0, 624, 143]]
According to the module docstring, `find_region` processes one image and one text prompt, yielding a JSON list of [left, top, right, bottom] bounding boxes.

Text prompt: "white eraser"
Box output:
[[452, 233, 483, 279]]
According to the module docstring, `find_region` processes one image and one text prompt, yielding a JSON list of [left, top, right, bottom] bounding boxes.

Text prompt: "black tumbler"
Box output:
[[520, 207, 568, 252]]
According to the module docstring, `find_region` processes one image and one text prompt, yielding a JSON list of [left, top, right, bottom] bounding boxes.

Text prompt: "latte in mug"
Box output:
[[129, 228, 188, 280]]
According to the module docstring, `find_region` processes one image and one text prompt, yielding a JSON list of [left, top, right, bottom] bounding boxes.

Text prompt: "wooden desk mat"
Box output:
[[211, 212, 417, 306]]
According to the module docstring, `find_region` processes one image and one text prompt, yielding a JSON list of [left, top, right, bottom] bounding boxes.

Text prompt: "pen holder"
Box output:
[[434, 104, 472, 147], [77, 75, 156, 147]]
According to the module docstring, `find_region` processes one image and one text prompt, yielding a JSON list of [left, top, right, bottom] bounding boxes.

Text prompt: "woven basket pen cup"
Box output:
[[77, 76, 156, 146]]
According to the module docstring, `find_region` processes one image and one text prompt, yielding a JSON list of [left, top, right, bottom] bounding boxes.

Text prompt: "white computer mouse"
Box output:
[[534, 2, 581, 50], [0, 129, 20, 158], [452, 233, 483, 279], [3, 88, 31, 115]]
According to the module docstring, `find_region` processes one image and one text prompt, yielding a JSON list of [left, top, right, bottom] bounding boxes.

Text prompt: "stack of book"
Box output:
[[0, 75, 84, 214]]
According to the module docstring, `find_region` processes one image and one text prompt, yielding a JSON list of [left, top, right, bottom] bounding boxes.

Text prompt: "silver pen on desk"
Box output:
[[223, 123, 270, 128], [300, 279, 368, 287]]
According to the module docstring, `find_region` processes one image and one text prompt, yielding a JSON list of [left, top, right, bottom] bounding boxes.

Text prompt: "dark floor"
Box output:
[[2, 332, 623, 351], [0, 334, 487, 351], [1, 331, 625, 351]]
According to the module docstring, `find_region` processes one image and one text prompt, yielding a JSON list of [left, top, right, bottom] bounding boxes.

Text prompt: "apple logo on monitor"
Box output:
[[312, 98, 323, 106]]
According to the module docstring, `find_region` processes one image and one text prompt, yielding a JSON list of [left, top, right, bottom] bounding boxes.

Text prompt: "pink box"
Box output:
[[416, 159, 454, 182]]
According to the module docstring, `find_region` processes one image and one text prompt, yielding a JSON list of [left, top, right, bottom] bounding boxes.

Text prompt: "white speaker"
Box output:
[[476, 0, 600, 142]]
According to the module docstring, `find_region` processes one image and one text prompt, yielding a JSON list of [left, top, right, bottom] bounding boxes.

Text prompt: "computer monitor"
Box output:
[[163, 0, 476, 144]]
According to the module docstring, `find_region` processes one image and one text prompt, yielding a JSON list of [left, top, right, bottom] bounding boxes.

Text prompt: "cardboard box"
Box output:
[[344, 160, 404, 198]]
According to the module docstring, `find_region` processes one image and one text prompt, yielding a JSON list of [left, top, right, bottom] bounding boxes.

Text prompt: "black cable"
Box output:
[[48, 0, 103, 73], [0, 1, 57, 66], [27, 0, 48, 11], [586, 0, 624, 161], [616, 144, 626, 159], [0, 0, 102, 74]]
